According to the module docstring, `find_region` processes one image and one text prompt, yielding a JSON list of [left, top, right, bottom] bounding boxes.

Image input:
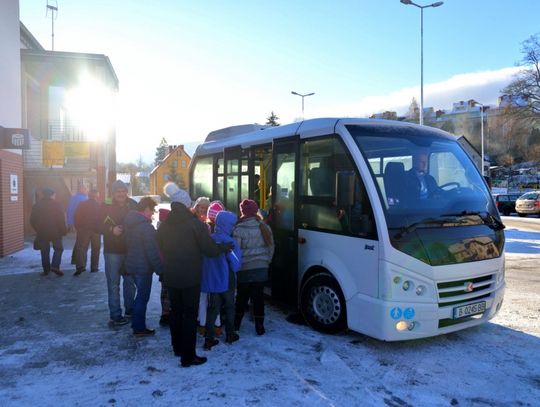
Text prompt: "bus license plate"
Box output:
[[453, 301, 486, 319]]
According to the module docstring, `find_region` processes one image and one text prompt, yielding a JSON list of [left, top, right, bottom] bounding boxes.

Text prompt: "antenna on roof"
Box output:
[[46, 0, 58, 50]]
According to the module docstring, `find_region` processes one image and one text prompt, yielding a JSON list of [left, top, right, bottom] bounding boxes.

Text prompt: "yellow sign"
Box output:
[[42, 141, 64, 167], [65, 141, 90, 159]]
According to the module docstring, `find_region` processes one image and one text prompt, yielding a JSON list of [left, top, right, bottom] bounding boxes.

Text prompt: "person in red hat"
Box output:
[[233, 199, 274, 335]]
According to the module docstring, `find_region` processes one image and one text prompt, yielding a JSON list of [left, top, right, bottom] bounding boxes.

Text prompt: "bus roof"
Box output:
[[194, 117, 454, 156]]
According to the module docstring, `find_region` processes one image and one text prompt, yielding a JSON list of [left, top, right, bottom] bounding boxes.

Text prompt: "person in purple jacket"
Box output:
[[201, 211, 242, 350]]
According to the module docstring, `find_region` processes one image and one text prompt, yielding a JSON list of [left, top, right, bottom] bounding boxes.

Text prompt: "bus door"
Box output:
[[269, 137, 299, 304], [223, 147, 249, 213], [249, 145, 272, 212]]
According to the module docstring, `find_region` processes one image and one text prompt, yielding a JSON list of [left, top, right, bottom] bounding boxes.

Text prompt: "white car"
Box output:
[[515, 191, 540, 217]]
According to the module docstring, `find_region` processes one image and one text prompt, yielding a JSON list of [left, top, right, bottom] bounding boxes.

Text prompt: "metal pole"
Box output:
[[291, 91, 315, 120], [52, 13, 55, 50], [401, 1, 444, 125], [481, 106, 484, 176], [420, 7, 424, 125]]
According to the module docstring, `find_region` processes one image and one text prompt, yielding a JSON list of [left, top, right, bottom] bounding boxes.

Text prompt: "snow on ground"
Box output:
[[0, 229, 539, 407]]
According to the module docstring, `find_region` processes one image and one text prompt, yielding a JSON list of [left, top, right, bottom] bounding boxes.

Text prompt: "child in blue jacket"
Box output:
[[201, 211, 242, 349]]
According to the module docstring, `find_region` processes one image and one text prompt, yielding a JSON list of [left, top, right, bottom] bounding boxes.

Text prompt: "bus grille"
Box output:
[[436, 274, 496, 328]]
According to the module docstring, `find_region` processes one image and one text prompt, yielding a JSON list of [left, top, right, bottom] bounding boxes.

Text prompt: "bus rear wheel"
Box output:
[[300, 274, 347, 334]]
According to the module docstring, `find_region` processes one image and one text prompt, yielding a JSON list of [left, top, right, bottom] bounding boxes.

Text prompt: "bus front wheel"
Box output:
[[300, 274, 347, 334]]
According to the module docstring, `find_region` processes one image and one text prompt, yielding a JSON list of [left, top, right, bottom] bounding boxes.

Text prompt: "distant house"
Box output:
[[150, 145, 191, 197]]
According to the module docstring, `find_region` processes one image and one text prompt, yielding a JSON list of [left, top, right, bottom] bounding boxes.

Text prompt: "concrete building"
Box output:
[[1, 0, 119, 253], [0, 0, 25, 256], [20, 24, 119, 235]]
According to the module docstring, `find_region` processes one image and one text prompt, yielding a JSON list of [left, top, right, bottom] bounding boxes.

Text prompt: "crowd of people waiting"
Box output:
[[30, 180, 274, 368]]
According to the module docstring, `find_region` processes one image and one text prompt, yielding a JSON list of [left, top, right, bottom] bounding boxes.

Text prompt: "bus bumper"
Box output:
[[346, 283, 505, 341]]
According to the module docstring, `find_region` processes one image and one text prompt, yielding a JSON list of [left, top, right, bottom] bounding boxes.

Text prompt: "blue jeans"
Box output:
[[104, 253, 136, 320], [132, 274, 153, 332], [40, 238, 63, 272]]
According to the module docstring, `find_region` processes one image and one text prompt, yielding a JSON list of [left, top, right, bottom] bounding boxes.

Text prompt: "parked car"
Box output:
[[515, 191, 540, 217], [494, 193, 522, 216]]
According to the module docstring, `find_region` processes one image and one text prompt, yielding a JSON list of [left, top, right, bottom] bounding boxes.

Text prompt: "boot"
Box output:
[[234, 313, 244, 331], [203, 338, 219, 351], [225, 332, 240, 344], [254, 317, 265, 336], [73, 267, 85, 276], [51, 267, 64, 276]]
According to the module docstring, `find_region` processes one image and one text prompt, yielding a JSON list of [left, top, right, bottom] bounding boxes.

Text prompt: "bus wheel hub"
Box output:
[[311, 286, 341, 324]]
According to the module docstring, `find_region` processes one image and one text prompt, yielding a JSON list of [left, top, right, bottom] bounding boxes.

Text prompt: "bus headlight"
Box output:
[[396, 321, 408, 331], [402, 280, 413, 291], [396, 321, 417, 331], [416, 285, 426, 296]]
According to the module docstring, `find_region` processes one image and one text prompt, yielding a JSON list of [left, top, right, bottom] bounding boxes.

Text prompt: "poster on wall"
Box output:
[[10, 174, 18, 194]]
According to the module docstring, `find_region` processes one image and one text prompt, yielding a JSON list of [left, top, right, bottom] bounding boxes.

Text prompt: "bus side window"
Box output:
[[299, 136, 376, 239]]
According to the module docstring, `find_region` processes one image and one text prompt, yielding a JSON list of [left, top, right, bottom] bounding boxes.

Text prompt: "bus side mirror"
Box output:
[[336, 171, 355, 208]]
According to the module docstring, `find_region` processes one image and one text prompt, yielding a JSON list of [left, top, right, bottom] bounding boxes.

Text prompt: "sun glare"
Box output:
[[66, 74, 116, 141]]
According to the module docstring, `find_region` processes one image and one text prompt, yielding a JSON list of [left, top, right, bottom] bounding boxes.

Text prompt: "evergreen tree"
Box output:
[[154, 137, 169, 167], [265, 111, 280, 126], [407, 98, 420, 123]]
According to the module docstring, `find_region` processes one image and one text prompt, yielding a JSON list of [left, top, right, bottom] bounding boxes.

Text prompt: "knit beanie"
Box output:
[[207, 201, 225, 223], [192, 196, 210, 210], [163, 182, 192, 208], [111, 180, 128, 193], [239, 199, 258, 219]]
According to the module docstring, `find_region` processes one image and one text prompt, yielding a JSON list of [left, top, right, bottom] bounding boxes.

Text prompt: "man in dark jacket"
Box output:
[[98, 180, 137, 326], [405, 150, 440, 200], [156, 183, 232, 368], [73, 188, 102, 275], [124, 197, 163, 337], [30, 188, 67, 276]]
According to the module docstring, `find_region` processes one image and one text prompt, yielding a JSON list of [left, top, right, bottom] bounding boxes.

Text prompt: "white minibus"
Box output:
[[190, 118, 505, 340]]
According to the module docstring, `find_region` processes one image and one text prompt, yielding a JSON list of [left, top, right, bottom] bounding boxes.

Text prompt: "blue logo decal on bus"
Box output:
[[390, 307, 402, 320], [404, 308, 415, 320]]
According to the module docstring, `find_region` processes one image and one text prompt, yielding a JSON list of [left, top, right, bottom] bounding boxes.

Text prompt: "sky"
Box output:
[[18, 0, 540, 163]]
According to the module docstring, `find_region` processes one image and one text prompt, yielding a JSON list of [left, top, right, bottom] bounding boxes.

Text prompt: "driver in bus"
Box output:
[[405, 150, 440, 200]]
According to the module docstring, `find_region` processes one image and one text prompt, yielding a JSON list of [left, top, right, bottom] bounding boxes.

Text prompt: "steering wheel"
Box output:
[[440, 182, 461, 191]]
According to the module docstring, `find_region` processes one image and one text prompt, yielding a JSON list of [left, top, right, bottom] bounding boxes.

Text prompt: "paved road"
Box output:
[[502, 215, 540, 232]]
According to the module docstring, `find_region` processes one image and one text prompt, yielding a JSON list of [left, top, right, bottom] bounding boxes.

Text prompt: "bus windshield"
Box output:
[[347, 124, 498, 233]]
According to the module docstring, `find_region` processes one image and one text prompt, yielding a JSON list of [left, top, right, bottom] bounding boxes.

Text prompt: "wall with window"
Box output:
[[150, 145, 191, 196]]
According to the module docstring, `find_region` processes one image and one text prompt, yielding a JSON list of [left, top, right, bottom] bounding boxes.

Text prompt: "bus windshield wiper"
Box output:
[[394, 217, 469, 240], [440, 211, 505, 231]]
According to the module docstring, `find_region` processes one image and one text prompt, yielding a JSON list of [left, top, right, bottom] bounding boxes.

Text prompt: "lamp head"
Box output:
[[432, 1, 443, 6], [400, 0, 413, 4]]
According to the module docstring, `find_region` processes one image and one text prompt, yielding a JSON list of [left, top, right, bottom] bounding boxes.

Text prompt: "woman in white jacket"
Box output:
[[233, 199, 274, 335]]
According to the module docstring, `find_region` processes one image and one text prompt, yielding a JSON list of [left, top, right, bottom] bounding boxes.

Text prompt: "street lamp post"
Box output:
[[473, 100, 485, 176], [400, 0, 444, 126], [291, 91, 315, 120]]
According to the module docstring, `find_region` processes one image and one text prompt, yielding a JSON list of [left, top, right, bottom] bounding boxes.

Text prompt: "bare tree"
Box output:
[[503, 33, 540, 121]]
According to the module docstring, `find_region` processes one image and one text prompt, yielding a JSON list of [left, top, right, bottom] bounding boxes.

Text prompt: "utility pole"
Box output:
[[46, 1, 58, 51]]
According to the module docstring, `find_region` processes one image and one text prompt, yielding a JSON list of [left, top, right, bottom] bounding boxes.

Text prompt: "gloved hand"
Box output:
[[217, 242, 234, 253]]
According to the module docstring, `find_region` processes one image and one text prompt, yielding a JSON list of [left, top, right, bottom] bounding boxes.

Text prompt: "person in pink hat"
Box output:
[[233, 199, 274, 335], [198, 200, 226, 335]]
